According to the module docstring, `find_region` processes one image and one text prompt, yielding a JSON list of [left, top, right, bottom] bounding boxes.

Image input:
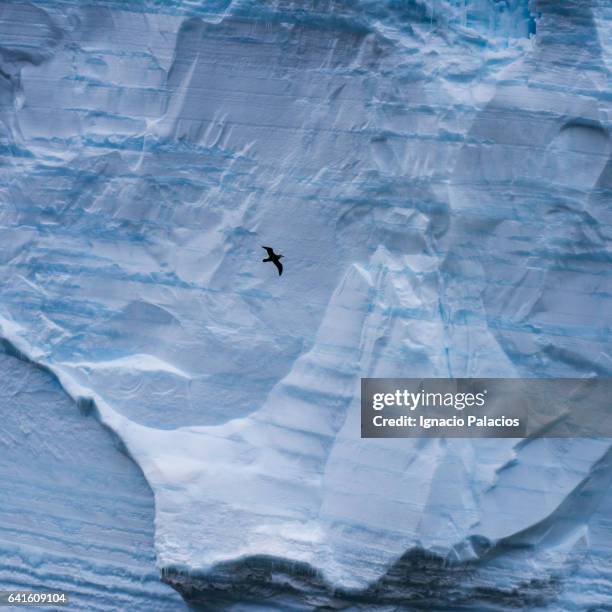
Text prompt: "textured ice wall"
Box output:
[[0, 344, 184, 610], [0, 0, 610, 607]]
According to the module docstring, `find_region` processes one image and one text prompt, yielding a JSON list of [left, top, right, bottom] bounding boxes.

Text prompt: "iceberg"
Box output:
[[0, 343, 184, 610], [0, 0, 610, 607]]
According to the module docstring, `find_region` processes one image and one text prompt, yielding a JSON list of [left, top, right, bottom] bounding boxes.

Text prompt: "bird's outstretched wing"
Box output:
[[262, 246, 275, 257], [273, 259, 283, 276]]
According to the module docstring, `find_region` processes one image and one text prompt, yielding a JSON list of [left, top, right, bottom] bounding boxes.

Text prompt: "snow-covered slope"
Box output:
[[0, 0, 610, 608]]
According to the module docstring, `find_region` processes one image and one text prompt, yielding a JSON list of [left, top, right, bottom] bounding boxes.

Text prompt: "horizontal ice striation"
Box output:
[[0, 0, 610, 607], [0, 343, 185, 611]]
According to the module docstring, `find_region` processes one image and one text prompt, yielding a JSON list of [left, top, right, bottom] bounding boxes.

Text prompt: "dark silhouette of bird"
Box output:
[[262, 246, 283, 276]]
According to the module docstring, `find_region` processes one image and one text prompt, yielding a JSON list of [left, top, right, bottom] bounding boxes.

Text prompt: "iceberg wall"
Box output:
[[0, 0, 610, 607], [0, 342, 184, 610]]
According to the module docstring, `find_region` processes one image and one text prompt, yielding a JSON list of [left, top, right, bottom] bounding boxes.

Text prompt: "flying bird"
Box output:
[[262, 246, 283, 276]]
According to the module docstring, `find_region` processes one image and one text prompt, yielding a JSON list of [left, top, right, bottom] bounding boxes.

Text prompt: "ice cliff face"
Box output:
[[0, 344, 184, 610], [0, 0, 610, 608]]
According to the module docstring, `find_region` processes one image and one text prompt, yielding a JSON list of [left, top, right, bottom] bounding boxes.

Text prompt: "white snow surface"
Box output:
[[0, 0, 610, 601]]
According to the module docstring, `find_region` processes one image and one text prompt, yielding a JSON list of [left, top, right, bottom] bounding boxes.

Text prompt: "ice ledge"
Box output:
[[1, 251, 608, 598]]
